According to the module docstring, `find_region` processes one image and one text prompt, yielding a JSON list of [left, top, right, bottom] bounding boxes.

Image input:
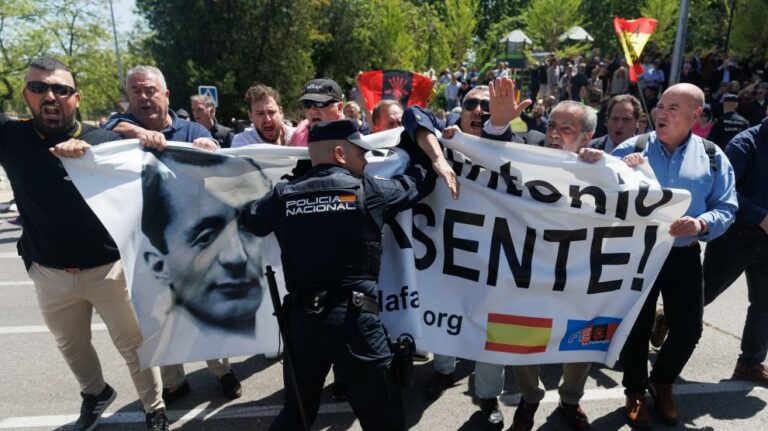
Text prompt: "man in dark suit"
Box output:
[[589, 94, 642, 153]]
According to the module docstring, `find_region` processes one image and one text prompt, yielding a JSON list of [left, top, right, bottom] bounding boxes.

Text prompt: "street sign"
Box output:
[[198, 85, 219, 107]]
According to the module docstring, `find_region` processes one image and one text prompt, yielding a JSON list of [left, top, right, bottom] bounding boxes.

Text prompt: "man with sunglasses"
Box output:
[[289, 78, 349, 147], [0, 56, 169, 430], [402, 78, 543, 430]]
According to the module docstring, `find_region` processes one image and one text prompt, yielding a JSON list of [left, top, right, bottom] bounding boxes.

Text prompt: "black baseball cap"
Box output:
[[299, 78, 343, 103], [308, 120, 396, 151]]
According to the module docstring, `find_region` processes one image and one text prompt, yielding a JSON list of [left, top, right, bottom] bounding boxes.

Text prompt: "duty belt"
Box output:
[[287, 290, 379, 315]]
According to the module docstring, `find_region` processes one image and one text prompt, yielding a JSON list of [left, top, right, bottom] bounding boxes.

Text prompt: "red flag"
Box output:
[[613, 17, 657, 83], [356, 70, 434, 111]]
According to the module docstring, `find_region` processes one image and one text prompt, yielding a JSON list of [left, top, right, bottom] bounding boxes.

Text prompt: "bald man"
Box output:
[[612, 84, 737, 428]]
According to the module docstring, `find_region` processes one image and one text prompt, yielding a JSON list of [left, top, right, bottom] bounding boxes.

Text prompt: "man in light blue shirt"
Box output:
[[611, 83, 737, 428]]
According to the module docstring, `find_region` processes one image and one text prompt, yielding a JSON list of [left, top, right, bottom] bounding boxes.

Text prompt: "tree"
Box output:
[[0, 0, 47, 113], [441, 0, 479, 66], [136, 0, 316, 122], [578, 0, 641, 56], [729, 0, 768, 59], [640, 0, 679, 55], [522, 0, 584, 52]]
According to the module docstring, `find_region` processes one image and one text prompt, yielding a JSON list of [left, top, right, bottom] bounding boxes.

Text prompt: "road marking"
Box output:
[[0, 281, 32, 286], [0, 403, 353, 428], [1, 382, 765, 428], [0, 252, 20, 259], [0, 323, 107, 335]]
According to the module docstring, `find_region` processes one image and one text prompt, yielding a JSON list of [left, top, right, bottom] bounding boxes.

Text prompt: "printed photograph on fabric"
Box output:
[[139, 147, 271, 336]]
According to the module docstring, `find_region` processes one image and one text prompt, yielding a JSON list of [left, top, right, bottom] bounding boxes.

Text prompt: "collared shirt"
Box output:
[[104, 110, 212, 142], [723, 119, 768, 227], [231, 124, 297, 148], [612, 131, 737, 247]]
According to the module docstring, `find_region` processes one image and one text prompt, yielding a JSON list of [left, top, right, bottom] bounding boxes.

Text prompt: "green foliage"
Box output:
[[523, 0, 584, 52], [640, 0, 679, 56], [578, 0, 641, 56], [729, 0, 768, 59], [442, 0, 479, 66], [0, 0, 147, 118], [136, 0, 316, 122]]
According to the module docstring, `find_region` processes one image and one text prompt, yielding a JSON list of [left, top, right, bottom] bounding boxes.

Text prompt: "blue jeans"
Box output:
[[704, 224, 768, 365]]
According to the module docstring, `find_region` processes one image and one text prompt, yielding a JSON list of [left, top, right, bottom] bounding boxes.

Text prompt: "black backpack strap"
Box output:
[[633, 132, 650, 154], [701, 139, 718, 172]]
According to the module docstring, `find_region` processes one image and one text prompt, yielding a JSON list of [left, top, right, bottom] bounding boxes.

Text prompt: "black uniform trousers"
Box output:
[[703, 224, 768, 365], [270, 305, 404, 431], [621, 245, 704, 395]]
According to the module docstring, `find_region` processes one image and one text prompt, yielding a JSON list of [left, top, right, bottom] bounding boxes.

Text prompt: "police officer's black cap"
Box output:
[[299, 78, 343, 103], [723, 93, 738, 103], [308, 120, 396, 151]]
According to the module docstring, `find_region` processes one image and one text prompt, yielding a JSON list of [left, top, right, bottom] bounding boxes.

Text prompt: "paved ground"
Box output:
[[0, 166, 766, 430]]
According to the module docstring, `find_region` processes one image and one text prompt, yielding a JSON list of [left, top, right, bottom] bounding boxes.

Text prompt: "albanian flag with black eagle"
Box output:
[[356, 70, 434, 111]]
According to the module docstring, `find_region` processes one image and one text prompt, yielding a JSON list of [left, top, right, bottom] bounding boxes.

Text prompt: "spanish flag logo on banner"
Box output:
[[485, 313, 553, 354], [613, 17, 657, 83]]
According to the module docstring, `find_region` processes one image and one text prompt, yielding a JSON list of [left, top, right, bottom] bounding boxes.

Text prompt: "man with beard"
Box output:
[[589, 95, 641, 152], [104, 65, 241, 405], [0, 56, 169, 430], [510, 101, 603, 431], [232, 84, 297, 147], [404, 78, 542, 430], [613, 83, 737, 428]]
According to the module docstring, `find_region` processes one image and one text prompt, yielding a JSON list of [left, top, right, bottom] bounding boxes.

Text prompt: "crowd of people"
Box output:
[[1, 48, 767, 431]]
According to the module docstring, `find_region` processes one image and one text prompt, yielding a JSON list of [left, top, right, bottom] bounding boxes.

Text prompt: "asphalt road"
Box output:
[[0, 170, 766, 430]]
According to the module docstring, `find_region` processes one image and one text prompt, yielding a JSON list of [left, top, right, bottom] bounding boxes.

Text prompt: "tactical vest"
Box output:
[[274, 170, 382, 291]]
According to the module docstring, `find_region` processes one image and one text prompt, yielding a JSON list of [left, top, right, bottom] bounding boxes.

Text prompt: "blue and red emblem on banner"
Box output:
[[559, 317, 622, 352]]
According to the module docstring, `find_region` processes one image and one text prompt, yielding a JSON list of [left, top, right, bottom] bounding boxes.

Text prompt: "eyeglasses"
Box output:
[[301, 99, 337, 109], [26, 81, 76, 97], [462, 98, 490, 113]]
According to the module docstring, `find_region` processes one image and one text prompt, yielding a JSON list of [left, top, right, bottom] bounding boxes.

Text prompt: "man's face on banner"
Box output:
[[145, 155, 269, 332]]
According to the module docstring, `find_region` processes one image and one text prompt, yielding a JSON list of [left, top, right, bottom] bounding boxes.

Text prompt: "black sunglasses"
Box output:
[[462, 98, 490, 113], [26, 81, 76, 97], [301, 99, 337, 109]]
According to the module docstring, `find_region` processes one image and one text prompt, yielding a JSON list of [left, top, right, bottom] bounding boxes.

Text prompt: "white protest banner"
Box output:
[[60, 131, 690, 368]]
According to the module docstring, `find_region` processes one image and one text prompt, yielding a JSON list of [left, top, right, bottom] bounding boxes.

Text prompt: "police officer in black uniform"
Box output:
[[240, 119, 444, 430], [708, 93, 750, 149]]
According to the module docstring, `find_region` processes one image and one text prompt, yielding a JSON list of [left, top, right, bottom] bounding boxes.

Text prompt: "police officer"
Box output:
[[240, 119, 445, 430], [707, 93, 750, 149]]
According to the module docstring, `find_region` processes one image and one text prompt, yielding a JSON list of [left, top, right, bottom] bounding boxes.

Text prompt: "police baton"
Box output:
[[265, 265, 309, 431]]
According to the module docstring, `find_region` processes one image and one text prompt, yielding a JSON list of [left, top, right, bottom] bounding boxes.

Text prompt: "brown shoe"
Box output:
[[649, 382, 678, 425], [511, 396, 539, 431], [558, 401, 591, 430], [624, 393, 651, 429], [732, 361, 768, 387]]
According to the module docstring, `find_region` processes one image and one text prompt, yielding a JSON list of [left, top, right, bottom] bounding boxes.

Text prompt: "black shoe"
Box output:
[[331, 381, 347, 401], [511, 396, 539, 431], [162, 380, 191, 405], [479, 397, 504, 430], [145, 409, 170, 431], [558, 401, 591, 430], [74, 384, 116, 431], [424, 372, 454, 400], [219, 371, 242, 399]]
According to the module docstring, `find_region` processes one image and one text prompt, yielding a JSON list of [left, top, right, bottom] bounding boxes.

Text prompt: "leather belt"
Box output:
[[287, 290, 379, 315]]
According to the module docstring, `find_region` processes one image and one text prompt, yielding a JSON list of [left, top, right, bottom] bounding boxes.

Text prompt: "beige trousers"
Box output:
[[160, 359, 231, 388], [30, 261, 164, 412], [512, 362, 591, 404]]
